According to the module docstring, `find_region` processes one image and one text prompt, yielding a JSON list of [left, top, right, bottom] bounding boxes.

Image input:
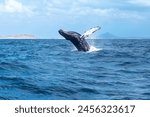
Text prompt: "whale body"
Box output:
[[58, 26, 100, 52]]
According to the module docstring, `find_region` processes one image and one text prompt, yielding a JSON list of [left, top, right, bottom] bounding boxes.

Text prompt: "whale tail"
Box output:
[[81, 26, 101, 39]]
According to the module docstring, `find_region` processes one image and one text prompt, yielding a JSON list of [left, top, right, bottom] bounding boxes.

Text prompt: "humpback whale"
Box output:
[[58, 26, 101, 52]]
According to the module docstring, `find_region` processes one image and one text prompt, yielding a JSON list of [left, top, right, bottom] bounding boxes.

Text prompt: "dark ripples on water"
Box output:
[[0, 39, 150, 100]]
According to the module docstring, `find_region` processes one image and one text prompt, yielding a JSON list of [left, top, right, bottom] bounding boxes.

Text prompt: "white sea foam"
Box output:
[[88, 46, 102, 52], [71, 44, 102, 52], [71, 46, 102, 52]]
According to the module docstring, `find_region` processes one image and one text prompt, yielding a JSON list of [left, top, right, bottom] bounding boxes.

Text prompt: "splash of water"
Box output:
[[88, 46, 102, 52], [87, 37, 102, 52], [71, 39, 102, 52], [71, 46, 102, 52]]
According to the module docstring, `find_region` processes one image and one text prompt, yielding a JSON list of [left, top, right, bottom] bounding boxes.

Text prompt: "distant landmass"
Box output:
[[0, 34, 36, 39], [99, 32, 150, 39], [100, 32, 119, 39]]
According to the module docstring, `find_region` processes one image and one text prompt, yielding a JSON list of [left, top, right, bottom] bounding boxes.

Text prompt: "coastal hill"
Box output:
[[100, 32, 119, 39], [99, 32, 150, 39], [0, 34, 36, 39]]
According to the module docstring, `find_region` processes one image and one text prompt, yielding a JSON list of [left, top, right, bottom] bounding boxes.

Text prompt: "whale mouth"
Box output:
[[58, 29, 63, 35], [58, 29, 71, 40], [58, 29, 68, 36]]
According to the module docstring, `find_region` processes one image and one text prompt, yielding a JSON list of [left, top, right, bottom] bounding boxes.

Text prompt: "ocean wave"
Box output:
[[0, 39, 150, 100]]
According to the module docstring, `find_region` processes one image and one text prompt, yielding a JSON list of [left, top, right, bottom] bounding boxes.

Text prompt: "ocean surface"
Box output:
[[0, 39, 150, 100]]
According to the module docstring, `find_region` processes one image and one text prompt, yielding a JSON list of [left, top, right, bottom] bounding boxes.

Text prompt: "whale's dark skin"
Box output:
[[58, 29, 90, 52]]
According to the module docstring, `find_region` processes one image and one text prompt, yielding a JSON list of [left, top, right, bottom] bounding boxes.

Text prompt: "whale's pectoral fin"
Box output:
[[80, 26, 101, 39]]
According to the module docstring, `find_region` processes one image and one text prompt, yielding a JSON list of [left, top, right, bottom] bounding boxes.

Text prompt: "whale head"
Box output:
[[58, 29, 90, 51], [58, 29, 81, 40], [58, 29, 71, 40], [58, 29, 64, 35]]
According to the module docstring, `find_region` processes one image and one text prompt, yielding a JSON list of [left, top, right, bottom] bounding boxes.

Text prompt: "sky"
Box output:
[[0, 0, 150, 38]]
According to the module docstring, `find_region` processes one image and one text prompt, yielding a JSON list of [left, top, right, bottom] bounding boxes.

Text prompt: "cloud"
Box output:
[[0, 0, 147, 23], [46, 0, 144, 21], [128, 0, 150, 6], [0, 0, 33, 14]]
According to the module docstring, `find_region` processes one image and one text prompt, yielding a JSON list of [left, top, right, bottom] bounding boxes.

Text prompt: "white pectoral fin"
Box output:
[[81, 26, 101, 39]]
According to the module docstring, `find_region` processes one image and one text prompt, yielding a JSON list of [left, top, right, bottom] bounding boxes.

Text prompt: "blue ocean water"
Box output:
[[0, 39, 150, 100]]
